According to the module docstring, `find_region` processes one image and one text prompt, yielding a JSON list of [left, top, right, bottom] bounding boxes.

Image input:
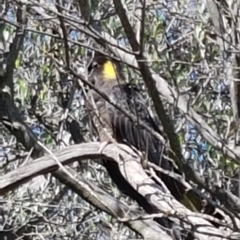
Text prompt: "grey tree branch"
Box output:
[[112, 0, 184, 174], [0, 3, 27, 96], [77, 0, 91, 23], [116, 145, 234, 240], [54, 166, 172, 240], [0, 142, 235, 239]]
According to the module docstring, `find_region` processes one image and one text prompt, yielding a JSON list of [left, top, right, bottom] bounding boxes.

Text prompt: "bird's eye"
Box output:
[[92, 62, 99, 69], [88, 61, 99, 75]]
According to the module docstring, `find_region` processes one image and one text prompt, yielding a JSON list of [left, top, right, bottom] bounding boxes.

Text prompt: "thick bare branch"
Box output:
[[116, 145, 234, 240], [0, 3, 27, 96], [112, 0, 184, 174], [0, 142, 235, 239], [77, 0, 91, 22], [54, 166, 172, 240]]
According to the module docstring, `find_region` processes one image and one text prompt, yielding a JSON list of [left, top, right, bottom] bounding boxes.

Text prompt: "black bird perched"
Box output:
[[87, 52, 202, 212], [87, 53, 189, 239], [85, 52, 225, 240]]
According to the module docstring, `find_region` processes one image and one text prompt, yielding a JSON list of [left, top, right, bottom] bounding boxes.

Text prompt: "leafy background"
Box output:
[[0, 0, 239, 239]]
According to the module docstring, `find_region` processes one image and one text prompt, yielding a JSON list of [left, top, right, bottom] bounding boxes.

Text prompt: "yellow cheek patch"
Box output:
[[102, 60, 117, 80]]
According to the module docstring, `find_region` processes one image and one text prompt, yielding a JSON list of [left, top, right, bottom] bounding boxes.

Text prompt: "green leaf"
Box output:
[[15, 58, 20, 69], [153, 21, 163, 38]]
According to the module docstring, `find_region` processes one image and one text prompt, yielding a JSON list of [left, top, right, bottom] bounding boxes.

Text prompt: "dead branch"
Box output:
[[0, 142, 236, 239]]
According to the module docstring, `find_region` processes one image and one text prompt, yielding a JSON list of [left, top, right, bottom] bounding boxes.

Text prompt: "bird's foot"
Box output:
[[98, 140, 111, 154]]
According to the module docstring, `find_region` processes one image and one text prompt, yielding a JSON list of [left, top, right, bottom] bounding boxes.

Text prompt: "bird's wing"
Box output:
[[105, 84, 191, 203]]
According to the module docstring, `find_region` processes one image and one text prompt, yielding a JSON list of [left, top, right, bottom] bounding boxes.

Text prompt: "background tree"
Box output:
[[0, 0, 240, 239]]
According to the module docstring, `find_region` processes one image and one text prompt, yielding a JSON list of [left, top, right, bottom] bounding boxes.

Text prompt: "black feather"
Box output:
[[105, 83, 186, 201]]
